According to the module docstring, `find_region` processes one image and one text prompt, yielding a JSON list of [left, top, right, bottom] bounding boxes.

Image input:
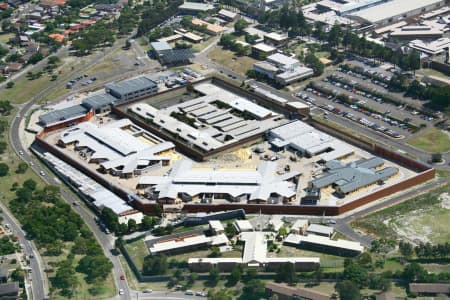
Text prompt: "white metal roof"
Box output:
[[297, 234, 364, 252], [209, 220, 224, 232], [267, 53, 299, 68], [350, 0, 444, 23], [307, 224, 334, 236], [235, 220, 254, 232], [252, 43, 276, 53]]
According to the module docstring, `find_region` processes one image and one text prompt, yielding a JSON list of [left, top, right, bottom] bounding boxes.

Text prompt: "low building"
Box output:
[[58, 119, 174, 178], [0, 282, 19, 300], [310, 158, 398, 196], [40, 152, 143, 223], [409, 283, 450, 296], [390, 25, 444, 40], [252, 43, 277, 59], [234, 220, 253, 232], [189, 231, 320, 272], [178, 1, 214, 14], [105, 76, 158, 102], [286, 102, 310, 116], [218, 9, 238, 21], [290, 219, 309, 235], [306, 224, 334, 237], [81, 93, 118, 113], [139, 160, 299, 204], [0, 264, 8, 283], [409, 38, 450, 56], [264, 32, 288, 47], [267, 120, 354, 161], [181, 31, 204, 43], [191, 18, 225, 35], [182, 209, 246, 226], [266, 282, 332, 300], [148, 233, 229, 255], [285, 234, 364, 256], [275, 66, 314, 86], [38, 104, 90, 128], [253, 61, 279, 79], [209, 220, 225, 235]]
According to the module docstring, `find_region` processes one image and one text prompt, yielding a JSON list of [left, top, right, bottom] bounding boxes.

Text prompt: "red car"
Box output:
[[120, 275, 125, 280]]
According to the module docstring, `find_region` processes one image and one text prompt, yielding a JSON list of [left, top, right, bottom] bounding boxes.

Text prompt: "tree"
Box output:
[[142, 255, 168, 275], [101, 207, 119, 233], [304, 52, 324, 76], [209, 246, 222, 258], [127, 219, 138, 233], [239, 279, 266, 300], [76, 255, 113, 283], [28, 53, 44, 65], [342, 260, 368, 287], [0, 100, 13, 115], [0, 163, 9, 176], [141, 215, 157, 230], [402, 262, 427, 283], [208, 289, 232, 300], [208, 267, 220, 286], [368, 274, 391, 291], [228, 265, 242, 285], [16, 162, 28, 174], [15, 187, 33, 202], [6, 82, 14, 89], [234, 19, 248, 35], [23, 179, 37, 191], [276, 262, 297, 285], [335, 280, 361, 300], [225, 222, 237, 238], [399, 241, 414, 257], [0, 142, 6, 154]]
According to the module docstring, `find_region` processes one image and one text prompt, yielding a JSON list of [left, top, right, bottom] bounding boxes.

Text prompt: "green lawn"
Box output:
[[0, 33, 14, 44], [421, 68, 450, 80], [407, 127, 450, 153], [207, 46, 257, 75], [191, 36, 219, 52], [124, 239, 149, 271], [276, 246, 344, 270]]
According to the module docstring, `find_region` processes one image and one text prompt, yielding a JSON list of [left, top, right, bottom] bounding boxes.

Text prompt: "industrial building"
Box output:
[[139, 159, 299, 204], [267, 121, 354, 161], [57, 119, 175, 178], [284, 233, 364, 256], [127, 82, 285, 155], [348, 0, 446, 27], [39, 151, 143, 223], [150, 41, 194, 66], [38, 104, 90, 127], [189, 231, 320, 272], [310, 158, 398, 196], [105, 76, 158, 102]]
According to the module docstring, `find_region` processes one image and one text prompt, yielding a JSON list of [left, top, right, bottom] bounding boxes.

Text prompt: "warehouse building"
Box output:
[[284, 233, 364, 256], [105, 76, 158, 102], [189, 231, 320, 272], [349, 0, 446, 27], [39, 104, 90, 127], [81, 93, 118, 113], [267, 121, 354, 161], [139, 159, 299, 204], [310, 158, 398, 196], [178, 1, 215, 14], [57, 119, 175, 178]]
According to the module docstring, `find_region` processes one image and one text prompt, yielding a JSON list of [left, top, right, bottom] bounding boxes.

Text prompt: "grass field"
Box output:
[[124, 239, 149, 270], [352, 183, 450, 244], [0, 33, 14, 44], [421, 68, 450, 80], [276, 246, 344, 271], [191, 36, 219, 53], [207, 46, 257, 75], [407, 127, 450, 153]]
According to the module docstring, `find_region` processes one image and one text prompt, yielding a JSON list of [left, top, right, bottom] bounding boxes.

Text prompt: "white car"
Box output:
[[119, 289, 124, 295]]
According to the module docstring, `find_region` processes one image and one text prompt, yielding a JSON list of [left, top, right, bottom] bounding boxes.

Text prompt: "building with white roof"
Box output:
[[253, 54, 314, 86], [218, 9, 238, 21], [58, 119, 175, 178], [389, 25, 444, 40], [409, 38, 450, 56], [209, 220, 225, 235], [40, 151, 143, 223], [235, 220, 254, 232], [264, 32, 289, 47], [267, 121, 354, 161], [284, 233, 364, 256], [139, 159, 299, 204], [306, 224, 335, 237], [148, 233, 229, 255], [252, 43, 277, 58], [349, 0, 446, 26], [178, 1, 214, 14], [189, 231, 320, 272], [290, 219, 309, 235], [128, 82, 284, 155]]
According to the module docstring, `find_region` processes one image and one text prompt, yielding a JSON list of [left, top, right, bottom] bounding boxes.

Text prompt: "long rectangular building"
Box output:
[[105, 76, 158, 102], [284, 234, 363, 256]]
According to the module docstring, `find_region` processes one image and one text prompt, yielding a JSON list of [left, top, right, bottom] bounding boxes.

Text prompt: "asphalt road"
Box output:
[[0, 201, 46, 300], [8, 35, 137, 300]]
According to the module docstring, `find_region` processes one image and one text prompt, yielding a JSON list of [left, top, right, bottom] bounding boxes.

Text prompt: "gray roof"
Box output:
[[82, 93, 118, 110], [0, 264, 8, 278], [0, 282, 19, 296], [39, 104, 88, 126], [105, 77, 157, 97], [150, 41, 172, 52], [311, 158, 397, 194]]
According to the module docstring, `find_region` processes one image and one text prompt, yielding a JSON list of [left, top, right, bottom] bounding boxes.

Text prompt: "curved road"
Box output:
[[8, 36, 136, 300]]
